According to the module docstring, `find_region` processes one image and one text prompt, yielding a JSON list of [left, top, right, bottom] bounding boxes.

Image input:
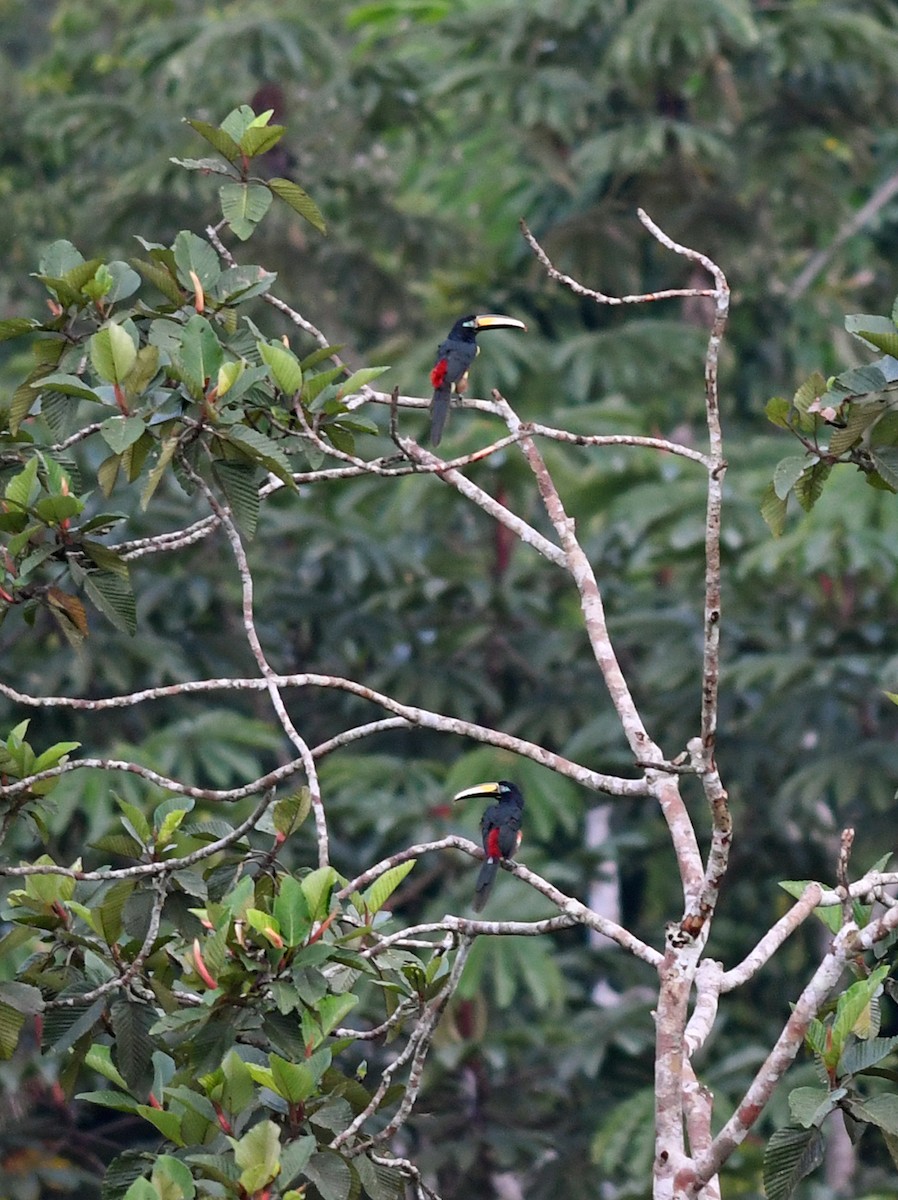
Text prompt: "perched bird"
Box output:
[[454, 780, 524, 911], [429, 314, 526, 446]]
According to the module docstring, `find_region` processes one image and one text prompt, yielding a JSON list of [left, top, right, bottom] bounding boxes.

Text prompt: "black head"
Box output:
[[446, 314, 527, 342], [453, 779, 524, 807]]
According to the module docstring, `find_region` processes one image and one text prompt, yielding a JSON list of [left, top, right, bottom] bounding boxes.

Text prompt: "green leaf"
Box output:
[[110, 999, 155, 1095], [363, 861, 415, 914], [35, 494, 83, 524], [132, 257, 184, 305], [827, 402, 882, 456], [301, 866, 337, 921], [101, 416, 147, 455], [39, 240, 84, 274], [136, 1103, 183, 1144], [172, 231, 221, 291], [5, 457, 39, 509], [869, 447, 898, 491], [833, 967, 889, 1051], [773, 456, 807, 501], [175, 315, 223, 398], [305, 993, 359, 1044], [220, 183, 273, 240], [83, 569, 137, 635], [184, 118, 242, 164], [124, 345, 161, 402], [223, 426, 295, 488], [152, 1154, 196, 1200], [257, 340, 303, 394], [77, 1088, 142, 1114], [792, 371, 828, 414], [82, 539, 129, 578], [273, 876, 311, 947], [90, 324, 138, 385], [118, 797, 152, 844], [0, 981, 43, 1016], [218, 1048, 255, 1116], [337, 366, 389, 397], [30, 372, 103, 403], [303, 1150, 353, 1200], [760, 481, 788, 537], [279, 1136, 317, 1186], [762, 1125, 824, 1200], [216, 360, 245, 398], [220, 105, 262, 144], [272, 790, 311, 837], [85, 1043, 128, 1089], [793, 461, 830, 512], [232, 1118, 280, 1194], [269, 1054, 318, 1104], [141, 436, 179, 510], [0, 1003, 26, 1059], [788, 1085, 839, 1129], [302, 366, 343, 406], [837, 1034, 898, 1077], [268, 178, 327, 233], [102, 261, 142, 304], [239, 123, 286, 158], [765, 395, 791, 429], [356, 1155, 405, 1200], [213, 264, 276, 304], [844, 313, 898, 357], [0, 318, 38, 341], [212, 462, 259, 538], [848, 1093, 898, 1136]]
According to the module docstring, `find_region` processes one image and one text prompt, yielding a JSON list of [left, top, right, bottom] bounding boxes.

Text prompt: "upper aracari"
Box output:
[[429, 313, 526, 446], [454, 780, 524, 911]]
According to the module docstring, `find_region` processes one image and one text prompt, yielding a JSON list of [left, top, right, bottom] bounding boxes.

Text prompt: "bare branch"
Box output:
[[528, 422, 713, 469], [334, 937, 473, 1154], [0, 789, 276, 881], [118, 515, 220, 561], [721, 884, 824, 991], [0, 755, 303, 804], [689, 909, 898, 1191], [370, 1154, 443, 1200], [0, 676, 644, 798], [398, 437, 567, 568], [44, 878, 167, 1009], [178, 458, 329, 866], [520, 219, 717, 306]]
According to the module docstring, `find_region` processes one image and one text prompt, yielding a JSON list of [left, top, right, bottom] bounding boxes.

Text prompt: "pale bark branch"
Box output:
[[0, 677, 644, 798], [0, 790, 275, 880], [179, 457, 329, 866], [43, 878, 167, 1009]]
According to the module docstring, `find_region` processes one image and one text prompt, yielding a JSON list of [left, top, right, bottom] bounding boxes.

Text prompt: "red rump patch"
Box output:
[[486, 828, 501, 859], [430, 358, 448, 388]]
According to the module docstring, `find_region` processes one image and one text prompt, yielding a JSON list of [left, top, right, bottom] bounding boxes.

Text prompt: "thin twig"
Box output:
[[178, 456, 329, 867], [44, 878, 167, 1008]]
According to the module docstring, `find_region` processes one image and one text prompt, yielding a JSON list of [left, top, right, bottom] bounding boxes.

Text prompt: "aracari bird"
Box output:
[[429, 314, 526, 446], [454, 780, 524, 911]]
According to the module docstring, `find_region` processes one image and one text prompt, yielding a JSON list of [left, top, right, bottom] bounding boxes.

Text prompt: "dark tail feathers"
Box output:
[[429, 387, 450, 446], [472, 858, 499, 911]]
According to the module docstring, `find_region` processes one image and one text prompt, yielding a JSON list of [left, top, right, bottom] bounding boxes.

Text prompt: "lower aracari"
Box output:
[[429, 313, 526, 446], [454, 780, 524, 911]]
